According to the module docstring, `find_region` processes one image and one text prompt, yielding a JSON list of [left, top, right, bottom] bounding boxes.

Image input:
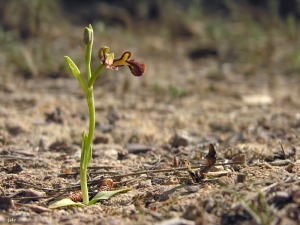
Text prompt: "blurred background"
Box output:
[[0, 0, 300, 95]]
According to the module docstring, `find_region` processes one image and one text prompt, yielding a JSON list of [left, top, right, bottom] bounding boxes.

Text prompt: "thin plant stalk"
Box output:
[[79, 25, 104, 205], [88, 64, 105, 87]]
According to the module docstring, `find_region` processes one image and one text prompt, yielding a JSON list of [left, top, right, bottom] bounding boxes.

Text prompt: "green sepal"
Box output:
[[88, 188, 130, 205], [48, 198, 85, 209]]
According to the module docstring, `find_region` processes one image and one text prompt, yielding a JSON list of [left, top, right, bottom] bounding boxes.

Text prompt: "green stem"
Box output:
[[80, 25, 94, 205], [85, 42, 93, 80], [80, 165, 88, 204], [80, 88, 95, 205], [85, 89, 95, 158], [88, 64, 105, 88]]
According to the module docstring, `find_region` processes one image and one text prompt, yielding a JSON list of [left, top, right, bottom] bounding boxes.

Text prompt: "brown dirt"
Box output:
[[1, 19, 300, 225]]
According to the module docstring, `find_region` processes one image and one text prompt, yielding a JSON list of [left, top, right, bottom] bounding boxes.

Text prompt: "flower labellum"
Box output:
[[98, 47, 146, 76]]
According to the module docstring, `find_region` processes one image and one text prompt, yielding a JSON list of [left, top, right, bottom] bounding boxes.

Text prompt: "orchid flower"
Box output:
[[98, 46, 146, 77]]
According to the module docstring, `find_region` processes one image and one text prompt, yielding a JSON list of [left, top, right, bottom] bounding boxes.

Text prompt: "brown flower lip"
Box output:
[[125, 59, 146, 77], [98, 47, 146, 76]]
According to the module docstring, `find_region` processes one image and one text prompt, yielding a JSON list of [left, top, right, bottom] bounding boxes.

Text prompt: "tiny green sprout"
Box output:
[[63, 25, 145, 206]]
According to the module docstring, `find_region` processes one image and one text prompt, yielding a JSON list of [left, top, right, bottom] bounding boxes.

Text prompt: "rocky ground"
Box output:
[[0, 12, 300, 225]]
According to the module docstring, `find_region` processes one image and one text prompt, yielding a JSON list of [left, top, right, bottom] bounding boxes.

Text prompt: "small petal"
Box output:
[[98, 46, 110, 63], [106, 53, 114, 66], [126, 60, 146, 76]]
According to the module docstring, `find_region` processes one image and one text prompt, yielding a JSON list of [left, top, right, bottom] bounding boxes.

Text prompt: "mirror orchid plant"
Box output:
[[62, 25, 145, 206]]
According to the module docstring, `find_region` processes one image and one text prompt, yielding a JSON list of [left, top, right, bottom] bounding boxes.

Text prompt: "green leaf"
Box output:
[[86, 146, 92, 166], [80, 133, 92, 168], [64, 56, 81, 80], [48, 198, 85, 209], [88, 188, 130, 205], [64, 56, 87, 93]]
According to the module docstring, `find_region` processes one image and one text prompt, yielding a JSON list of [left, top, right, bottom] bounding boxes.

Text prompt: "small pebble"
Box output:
[[184, 186, 199, 193], [45, 107, 64, 124], [203, 198, 215, 212], [273, 191, 290, 203], [155, 217, 195, 225], [291, 188, 300, 203], [93, 133, 113, 144], [232, 154, 246, 165], [137, 180, 152, 189], [164, 177, 179, 185], [0, 196, 13, 210], [151, 177, 163, 185], [169, 132, 191, 147], [6, 162, 23, 174], [106, 108, 120, 124], [126, 143, 154, 154], [285, 163, 295, 173], [210, 166, 224, 172], [5, 122, 25, 136], [236, 173, 246, 183], [270, 159, 291, 166], [24, 204, 51, 213]]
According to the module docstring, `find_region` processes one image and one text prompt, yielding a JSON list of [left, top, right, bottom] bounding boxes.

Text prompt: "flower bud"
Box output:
[[83, 27, 93, 45]]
